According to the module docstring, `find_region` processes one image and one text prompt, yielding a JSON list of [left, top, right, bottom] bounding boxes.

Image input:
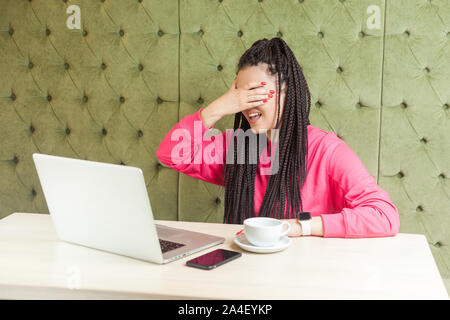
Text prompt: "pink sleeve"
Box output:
[[156, 108, 226, 186], [321, 138, 400, 238]]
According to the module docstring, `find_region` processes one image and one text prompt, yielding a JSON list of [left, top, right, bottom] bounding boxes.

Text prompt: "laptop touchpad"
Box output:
[[155, 224, 182, 238]]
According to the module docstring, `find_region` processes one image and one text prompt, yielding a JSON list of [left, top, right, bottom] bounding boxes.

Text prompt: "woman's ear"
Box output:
[[231, 77, 237, 90]]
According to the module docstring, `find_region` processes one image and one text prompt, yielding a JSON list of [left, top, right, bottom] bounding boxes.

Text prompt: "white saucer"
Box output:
[[233, 233, 292, 253]]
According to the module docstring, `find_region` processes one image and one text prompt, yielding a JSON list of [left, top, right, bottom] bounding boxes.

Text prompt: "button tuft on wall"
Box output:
[[65, 128, 71, 135], [157, 97, 163, 104], [47, 94, 52, 102], [217, 64, 223, 71], [137, 129, 144, 138]]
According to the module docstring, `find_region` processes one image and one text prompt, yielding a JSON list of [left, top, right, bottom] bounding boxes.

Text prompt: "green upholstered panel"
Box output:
[[380, 0, 450, 291], [0, 0, 448, 293], [0, 0, 179, 221]]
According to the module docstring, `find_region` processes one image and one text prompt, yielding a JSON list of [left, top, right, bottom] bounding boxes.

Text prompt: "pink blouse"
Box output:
[[156, 108, 400, 238]]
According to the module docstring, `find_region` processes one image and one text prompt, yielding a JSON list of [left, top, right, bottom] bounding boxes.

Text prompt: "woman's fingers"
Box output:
[[247, 94, 272, 102], [234, 81, 275, 112], [243, 81, 265, 90], [248, 88, 275, 95], [245, 100, 267, 108]]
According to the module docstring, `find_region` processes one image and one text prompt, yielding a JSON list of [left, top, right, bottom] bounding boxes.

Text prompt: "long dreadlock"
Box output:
[[223, 38, 311, 224]]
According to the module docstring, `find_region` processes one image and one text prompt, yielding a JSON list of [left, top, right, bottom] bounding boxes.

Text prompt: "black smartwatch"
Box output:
[[297, 212, 312, 236]]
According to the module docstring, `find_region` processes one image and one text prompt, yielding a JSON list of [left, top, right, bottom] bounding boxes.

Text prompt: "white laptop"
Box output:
[[32, 153, 225, 264]]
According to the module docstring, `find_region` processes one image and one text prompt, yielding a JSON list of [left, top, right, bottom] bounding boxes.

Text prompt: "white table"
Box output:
[[0, 213, 448, 300]]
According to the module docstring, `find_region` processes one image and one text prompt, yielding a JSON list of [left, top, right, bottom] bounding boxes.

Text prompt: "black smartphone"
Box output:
[[186, 249, 242, 270]]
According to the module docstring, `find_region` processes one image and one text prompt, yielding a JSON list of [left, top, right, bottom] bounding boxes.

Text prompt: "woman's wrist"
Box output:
[[286, 219, 302, 237], [200, 103, 223, 128], [285, 216, 324, 237], [311, 216, 324, 237]]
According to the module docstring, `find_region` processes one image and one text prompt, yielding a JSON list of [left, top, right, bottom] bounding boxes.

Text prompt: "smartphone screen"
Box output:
[[186, 249, 241, 270]]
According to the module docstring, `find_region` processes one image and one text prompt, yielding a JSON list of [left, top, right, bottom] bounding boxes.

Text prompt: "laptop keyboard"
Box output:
[[159, 239, 186, 253]]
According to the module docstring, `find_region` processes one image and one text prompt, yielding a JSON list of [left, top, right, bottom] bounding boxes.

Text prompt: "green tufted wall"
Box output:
[[0, 0, 448, 293]]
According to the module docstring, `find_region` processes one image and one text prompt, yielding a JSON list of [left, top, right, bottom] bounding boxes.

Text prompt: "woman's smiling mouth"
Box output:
[[247, 110, 262, 123]]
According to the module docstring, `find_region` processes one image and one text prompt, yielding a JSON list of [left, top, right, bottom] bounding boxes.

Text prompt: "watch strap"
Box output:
[[299, 219, 312, 236], [298, 212, 312, 236]]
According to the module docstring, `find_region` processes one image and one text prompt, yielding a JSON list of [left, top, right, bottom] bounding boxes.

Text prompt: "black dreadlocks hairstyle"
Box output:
[[223, 37, 311, 224]]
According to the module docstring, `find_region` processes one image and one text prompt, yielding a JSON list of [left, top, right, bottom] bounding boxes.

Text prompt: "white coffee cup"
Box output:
[[243, 217, 291, 247]]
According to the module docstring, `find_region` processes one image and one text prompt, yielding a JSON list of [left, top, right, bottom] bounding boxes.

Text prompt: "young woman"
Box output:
[[156, 38, 400, 238]]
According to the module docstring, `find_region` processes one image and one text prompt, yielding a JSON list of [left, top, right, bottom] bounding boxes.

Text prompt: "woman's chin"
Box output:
[[249, 125, 268, 135]]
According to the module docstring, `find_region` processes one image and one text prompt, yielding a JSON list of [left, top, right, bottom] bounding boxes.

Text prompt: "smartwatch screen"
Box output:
[[299, 212, 311, 221]]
